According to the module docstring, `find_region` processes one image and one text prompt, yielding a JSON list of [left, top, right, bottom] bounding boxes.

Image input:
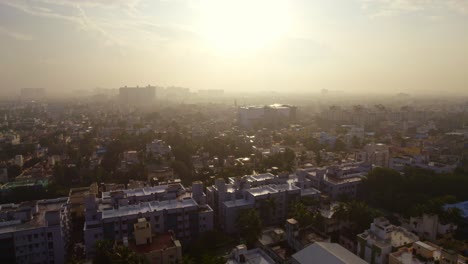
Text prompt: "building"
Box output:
[[119, 86, 156, 105], [401, 214, 457, 241], [0, 167, 7, 183], [285, 218, 330, 252], [83, 183, 213, 256], [389, 241, 468, 264], [357, 143, 390, 167], [297, 163, 369, 200], [15, 155, 24, 167], [292, 242, 368, 264], [0, 198, 69, 264], [357, 217, 419, 264], [197, 89, 224, 97], [238, 104, 297, 128], [226, 244, 276, 264], [127, 218, 182, 264], [207, 175, 320, 233], [146, 140, 172, 157]]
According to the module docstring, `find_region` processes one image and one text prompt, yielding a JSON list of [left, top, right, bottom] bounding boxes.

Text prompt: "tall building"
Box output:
[[238, 104, 297, 128], [0, 198, 69, 264], [119, 85, 156, 105]]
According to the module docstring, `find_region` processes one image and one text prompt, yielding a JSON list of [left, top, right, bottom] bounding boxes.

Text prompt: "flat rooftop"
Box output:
[[227, 248, 276, 264], [128, 233, 178, 253], [102, 184, 183, 199], [246, 184, 300, 197], [101, 198, 202, 219], [0, 197, 67, 234]]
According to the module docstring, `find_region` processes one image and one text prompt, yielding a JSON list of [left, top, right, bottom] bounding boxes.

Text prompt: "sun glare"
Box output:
[[198, 0, 291, 55]]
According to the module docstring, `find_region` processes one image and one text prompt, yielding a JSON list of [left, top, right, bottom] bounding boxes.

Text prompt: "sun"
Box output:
[[198, 0, 291, 55]]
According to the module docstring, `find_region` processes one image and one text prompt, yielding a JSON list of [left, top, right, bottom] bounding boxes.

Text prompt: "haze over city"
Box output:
[[1, 1, 468, 264], [1, 0, 467, 96]]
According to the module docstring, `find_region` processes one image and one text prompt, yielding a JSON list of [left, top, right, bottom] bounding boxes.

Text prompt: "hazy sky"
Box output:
[[0, 0, 467, 95]]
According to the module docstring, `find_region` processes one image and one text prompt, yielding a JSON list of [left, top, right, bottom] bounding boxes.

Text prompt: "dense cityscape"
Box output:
[[0, 87, 467, 264]]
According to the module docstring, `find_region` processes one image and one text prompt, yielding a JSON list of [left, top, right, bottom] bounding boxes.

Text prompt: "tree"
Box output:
[[237, 209, 262, 247], [93, 240, 148, 264], [332, 201, 380, 236], [333, 139, 347, 152], [289, 201, 314, 227]]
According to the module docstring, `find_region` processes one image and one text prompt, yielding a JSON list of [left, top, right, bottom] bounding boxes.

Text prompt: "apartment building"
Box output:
[[0, 198, 69, 264], [83, 183, 213, 256], [297, 163, 369, 200], [207, 174, 320, 233]]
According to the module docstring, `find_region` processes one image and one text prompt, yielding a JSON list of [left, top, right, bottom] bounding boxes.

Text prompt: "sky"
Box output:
[[0, 0, 467, 95]]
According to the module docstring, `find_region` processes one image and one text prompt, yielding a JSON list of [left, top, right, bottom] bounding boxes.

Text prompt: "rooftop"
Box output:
[[128, 233, 179, 254], [292, 242, 367, 264], [227, 245, 276, 264], [0, 197, 67, 234], [101, 198, 202, 219]]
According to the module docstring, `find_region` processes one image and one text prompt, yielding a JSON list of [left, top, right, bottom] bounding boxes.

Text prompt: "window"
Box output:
[[48, 242, 53, 249]]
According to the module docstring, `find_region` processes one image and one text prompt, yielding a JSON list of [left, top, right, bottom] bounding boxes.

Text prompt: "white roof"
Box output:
[[292, 242, 367, 264]]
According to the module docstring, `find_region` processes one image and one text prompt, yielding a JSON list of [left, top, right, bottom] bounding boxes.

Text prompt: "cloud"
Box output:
[[360, 0, 468, 17], [0, 0, 190, 49], [0, 26, 33, 40]]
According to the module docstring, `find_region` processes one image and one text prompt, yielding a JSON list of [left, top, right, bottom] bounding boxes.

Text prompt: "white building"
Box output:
[[207, 174, 320, 233], [402, 214, 457, 241], [357, 217, 419, 264], [0, 198, 69, 264], [297, 163, 369, 200], [83, 183, 213, 257]]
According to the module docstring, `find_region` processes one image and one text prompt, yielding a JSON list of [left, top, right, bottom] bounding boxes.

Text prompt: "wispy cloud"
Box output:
[[360, 0, 468, 17], [0, 26, 33, 40], [0, 0, 193, 49]]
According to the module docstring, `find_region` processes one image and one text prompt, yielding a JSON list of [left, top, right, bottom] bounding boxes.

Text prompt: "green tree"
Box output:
[[237, 209, 262, 247]]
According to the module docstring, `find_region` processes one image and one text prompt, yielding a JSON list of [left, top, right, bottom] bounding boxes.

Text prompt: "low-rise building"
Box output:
[[292, 242, 368, 264], [226, 244, 276, 264], [127, 218, 182, 264], [389, 241, 468, 264], [357, 217, 419, 264]]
